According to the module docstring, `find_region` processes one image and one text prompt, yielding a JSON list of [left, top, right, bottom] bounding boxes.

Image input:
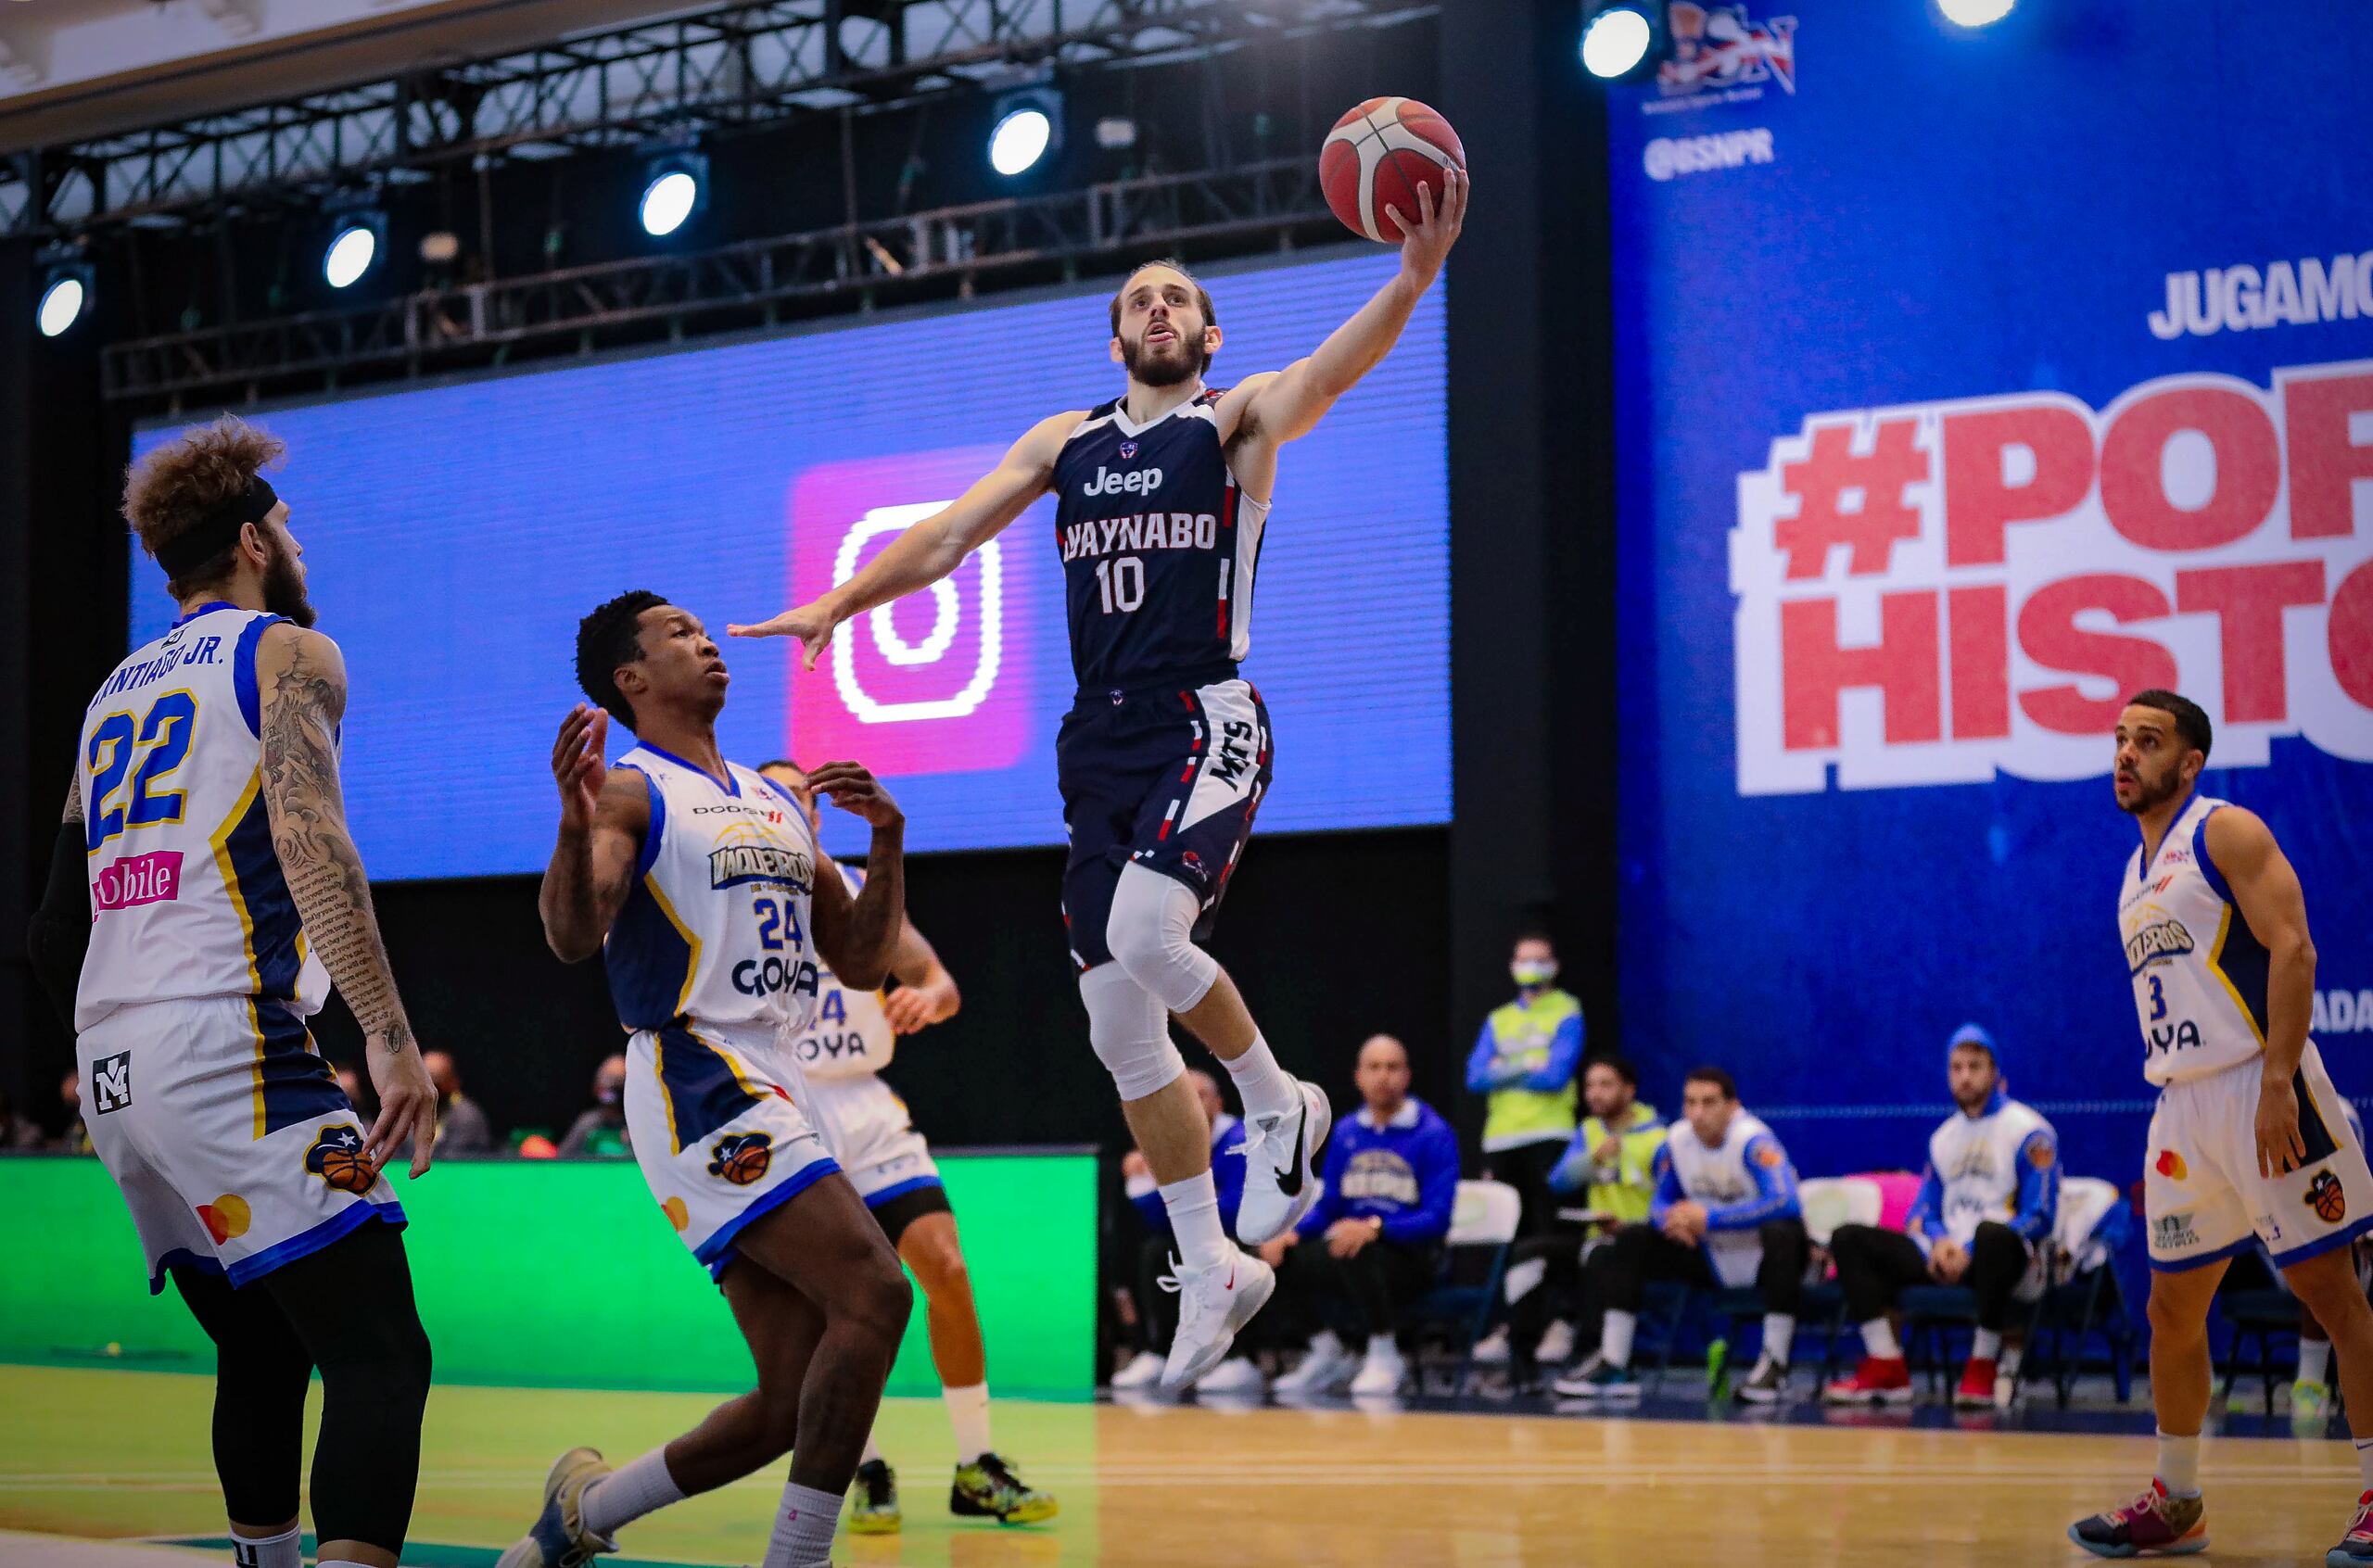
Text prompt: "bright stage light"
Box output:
[[990, 106, 1054, 177], [1936, 0, 2015, 28], [1581, 6, 1655, 79], [640, 169, 699, 237], [324, 221, 379, 289], [36, 272, 85, 336]]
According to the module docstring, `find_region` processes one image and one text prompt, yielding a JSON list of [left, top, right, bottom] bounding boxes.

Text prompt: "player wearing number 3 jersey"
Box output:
[[733, 167, 1470, 1392], [2069, 689, 2373, 1567]]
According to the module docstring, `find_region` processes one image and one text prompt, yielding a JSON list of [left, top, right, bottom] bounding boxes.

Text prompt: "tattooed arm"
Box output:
[[254, 624, 438, 1175]]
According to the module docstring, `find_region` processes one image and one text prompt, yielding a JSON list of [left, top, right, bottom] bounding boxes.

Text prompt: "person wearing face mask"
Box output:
[[1465, 934, 1586, 1237], [557, 1055, 632, 1158]]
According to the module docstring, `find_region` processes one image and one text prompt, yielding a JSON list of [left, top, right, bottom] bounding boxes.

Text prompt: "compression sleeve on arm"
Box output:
[[25, 818, 88, 1031]]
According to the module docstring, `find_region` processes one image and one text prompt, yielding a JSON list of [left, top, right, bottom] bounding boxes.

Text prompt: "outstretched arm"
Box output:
[[1221, 166, 1467, 450], [254, 625, 438, 1175], [729, 410, 1083, 666], [539, 704, 648, 964], [805, 763, 906, 992], [2204, 805, 2317, 1177]]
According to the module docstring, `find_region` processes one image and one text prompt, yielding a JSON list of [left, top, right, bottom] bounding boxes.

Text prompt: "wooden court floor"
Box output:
[[0, 1365, 2357, 1566]]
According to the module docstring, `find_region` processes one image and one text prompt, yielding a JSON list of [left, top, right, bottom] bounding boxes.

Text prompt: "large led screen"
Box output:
[[131, 250, 1448, 875]]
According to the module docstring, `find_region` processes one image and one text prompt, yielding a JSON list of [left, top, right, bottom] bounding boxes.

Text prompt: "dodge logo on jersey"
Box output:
[[709, 843, 813, 892]]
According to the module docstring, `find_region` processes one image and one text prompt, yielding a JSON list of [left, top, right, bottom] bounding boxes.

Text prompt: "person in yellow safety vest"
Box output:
[[1465, 933, 1585, 1237]]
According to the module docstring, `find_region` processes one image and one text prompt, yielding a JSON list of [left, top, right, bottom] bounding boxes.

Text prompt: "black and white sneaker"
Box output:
[[1734, 1355, 1792, 1404], [1235, 1080, 1333, 1245]]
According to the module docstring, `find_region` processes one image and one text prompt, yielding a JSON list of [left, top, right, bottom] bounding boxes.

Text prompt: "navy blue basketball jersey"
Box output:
[[1050, 388, 1271, 692]]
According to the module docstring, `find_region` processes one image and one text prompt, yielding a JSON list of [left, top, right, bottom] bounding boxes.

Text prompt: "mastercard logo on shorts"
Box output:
[[2153, 1149, 2188, 1182], [2308, 1169, 2347, 1225], [197, 1194, 251, 1244]]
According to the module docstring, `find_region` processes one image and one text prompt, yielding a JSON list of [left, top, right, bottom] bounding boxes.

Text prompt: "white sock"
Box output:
[[1602, 1310, 1637, 1369], [1225, 1032, 1301, 1122], [2355, 1437, 2373, 1491], [1763, 1314, 1796, 1365], [2156, 1430, 2202, 1497], [1159, 1172, 1229, 1270], [229, 1526, 300, 1568], [761, 1480, 843, 1568], [581, 1447, 685, 1541], [1972, 1327, 2003, 1360], [942, 1382, 992, 1465], [1859, 1318, 1902, 1361], [860, 1430, 885, 1467], [2300, 1338, 2335, 1386]]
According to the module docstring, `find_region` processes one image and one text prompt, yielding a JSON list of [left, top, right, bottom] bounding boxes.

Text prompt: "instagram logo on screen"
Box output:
[[786, 447, 1036, 776]]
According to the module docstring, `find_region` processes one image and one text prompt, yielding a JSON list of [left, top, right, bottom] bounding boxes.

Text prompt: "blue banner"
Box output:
[[1610, 2, 2373, 1184], [132, 249, 1448, 875]]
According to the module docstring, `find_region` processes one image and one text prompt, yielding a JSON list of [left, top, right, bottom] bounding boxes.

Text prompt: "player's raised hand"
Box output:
[[2256, 1073, 2308, 1179], [1384, 163, 1467, 285], [806, 761, 904, 830], [727, 600, 837, 670], [363, 1026, 439, 1178], [552, 703, 609, 829], [882, 984, 944, 1034]]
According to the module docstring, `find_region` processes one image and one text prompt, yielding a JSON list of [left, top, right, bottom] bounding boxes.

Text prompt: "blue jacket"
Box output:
[[1296, 1096, 1460, 1246], [1128, 1113, 1248, 1239]]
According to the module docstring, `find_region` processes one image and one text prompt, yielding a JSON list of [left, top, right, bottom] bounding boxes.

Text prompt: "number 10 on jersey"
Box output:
[[1093, 555, 1145, 613]]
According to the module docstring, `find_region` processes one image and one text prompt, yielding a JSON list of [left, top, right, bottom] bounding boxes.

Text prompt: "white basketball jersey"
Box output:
[[1927, 1099, 2055, 1246], [74, 602, 330, 1032], [2120, 791, 2283, 1086], [783, 863, 896, 1082], [603, 744, 823, 1037], [1665, 1109, 1788, 1286]]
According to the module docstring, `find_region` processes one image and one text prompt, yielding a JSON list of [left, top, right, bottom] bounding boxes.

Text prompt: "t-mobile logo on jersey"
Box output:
[[785, 448, 1041, 777]]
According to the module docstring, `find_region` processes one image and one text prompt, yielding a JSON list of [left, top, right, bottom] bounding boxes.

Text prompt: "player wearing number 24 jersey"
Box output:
[[732, 167, 1470, 1393], [2070, 689, 2373, 1567]]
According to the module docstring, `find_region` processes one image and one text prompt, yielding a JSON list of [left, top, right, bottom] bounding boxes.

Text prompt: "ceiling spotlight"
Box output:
[[323, 211, 385, 289], [1580, 2, 1669, 82], [989, 87, 1063, 177], [1935, 0, 2014, 26], [639, 151, 707, 238], [36, 266, 89, 337], [419, 229, 461, 264]]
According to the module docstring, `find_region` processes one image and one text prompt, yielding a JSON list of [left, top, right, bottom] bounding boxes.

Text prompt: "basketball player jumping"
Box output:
[[733, 169, 1469, 1387], [26, 417, 439, 1568], [2070, 690, 2373, 1564], [503, 592, 913, 1568], [757, 758, 1058, 1534]]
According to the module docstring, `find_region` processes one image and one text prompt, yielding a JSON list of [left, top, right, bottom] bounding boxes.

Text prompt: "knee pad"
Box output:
[[1104, 863, 1219, 1014], [1079, 963, 1186, 1102]]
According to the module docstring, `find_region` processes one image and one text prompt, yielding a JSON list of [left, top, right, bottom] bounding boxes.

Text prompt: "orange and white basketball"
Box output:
[[1320, 96, 1466, 245]]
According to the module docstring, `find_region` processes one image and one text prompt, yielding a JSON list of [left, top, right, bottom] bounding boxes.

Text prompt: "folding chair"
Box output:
[[2215, 1284, 2302, 1419], [1402, 1179, 1523, 1395], [2022, 1176, 2138, 1409]]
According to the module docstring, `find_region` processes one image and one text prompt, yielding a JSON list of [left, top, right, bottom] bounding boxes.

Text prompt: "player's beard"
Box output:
[[1121, 327, 1207, 387], [260, 534, 317, 628], [2117, 765, 2185, 817]]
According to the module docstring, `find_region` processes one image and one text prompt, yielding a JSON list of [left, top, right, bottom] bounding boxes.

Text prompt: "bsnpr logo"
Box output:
[[1655, 4, 1797, 104], [787, 448, 1035, 778], [1644, 129, 1775, 181]]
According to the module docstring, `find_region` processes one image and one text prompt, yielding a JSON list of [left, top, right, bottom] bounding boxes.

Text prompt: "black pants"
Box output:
[[1135, 1233, 1186, 1354], [1504, 1234, 1602, 1357], [1484, 1139, 1572, 1239], [1829, 1220, 2031, 1333], [170, 1219, 432, 1554], [1592, 1218, 1808, 1318], [1277, 1234, 1443, 1343]]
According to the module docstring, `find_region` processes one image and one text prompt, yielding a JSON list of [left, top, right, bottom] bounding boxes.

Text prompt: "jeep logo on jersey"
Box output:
[[733, 955, 821, 999], [1080, 464, 1164, 498], [709, 843, 813, 891], [2125, 920, 2195, 974], [91, 1051, 132, 1114]]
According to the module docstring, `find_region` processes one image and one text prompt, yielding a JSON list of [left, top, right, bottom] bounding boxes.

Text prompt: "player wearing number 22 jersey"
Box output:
[[2071, 690, 2373, 1567], [509, 592, 917, 1568]]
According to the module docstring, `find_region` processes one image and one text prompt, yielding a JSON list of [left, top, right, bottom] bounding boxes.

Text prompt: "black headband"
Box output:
[[154, 477, 278, 578]]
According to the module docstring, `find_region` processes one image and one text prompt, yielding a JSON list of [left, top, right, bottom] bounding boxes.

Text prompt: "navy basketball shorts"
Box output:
[[1057, 674, 1274, 971]]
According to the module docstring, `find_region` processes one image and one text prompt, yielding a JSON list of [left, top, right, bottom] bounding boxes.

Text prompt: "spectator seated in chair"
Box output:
[[556, 1053, 632, 1157], [1823, 1024, 2060, 1410], [1267, 1035, 1460, 1399], [1479, 1055, 1664, 1372], [1555, 1065, 1808, 1405], [1112, 1070, 1251, 1394], [1466, 933, 1585, 1240], [420, 1049, 494, 1155]]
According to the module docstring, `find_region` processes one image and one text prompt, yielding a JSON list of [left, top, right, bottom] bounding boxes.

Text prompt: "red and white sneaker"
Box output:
[[2329, 1488, 2373, 1567], [1822, 1355, 1913, 1406], [2068, 1479, 2208, 1558], [1953, 1356, 1998, 1410]]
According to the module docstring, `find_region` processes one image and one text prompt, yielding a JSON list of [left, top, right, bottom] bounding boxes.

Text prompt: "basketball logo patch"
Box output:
[[2308, 1169, 2348, 1225], [303, 1123, 376, 1195], [710, 1131, 774, 1187]]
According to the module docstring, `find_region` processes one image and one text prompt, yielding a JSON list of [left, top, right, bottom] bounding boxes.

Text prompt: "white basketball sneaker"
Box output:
[[1194, 1356, 1267, 1396], [1235, 1080, 1333, 1245], [1110, 1350, 1167, 1391], [1159, 1247, 1275, 1391], [1349, 1338, 1408, 1397], [1273, 1332, 1359, 1397]]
